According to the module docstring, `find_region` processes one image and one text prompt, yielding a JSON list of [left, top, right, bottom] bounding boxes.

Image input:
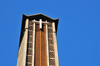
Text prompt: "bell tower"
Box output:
[[17, 13, 59, 66]]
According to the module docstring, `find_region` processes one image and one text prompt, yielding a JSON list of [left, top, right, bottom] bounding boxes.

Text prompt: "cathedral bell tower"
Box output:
[[17, 14, 59, 66]]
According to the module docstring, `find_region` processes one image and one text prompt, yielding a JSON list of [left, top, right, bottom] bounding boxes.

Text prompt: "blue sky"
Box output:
[[0, 0, 100, 66]]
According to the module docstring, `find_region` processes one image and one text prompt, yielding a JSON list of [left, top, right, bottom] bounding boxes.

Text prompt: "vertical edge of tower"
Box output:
[[53, 22, 59, 66], [48, 20, 59, 66], [17, 18, 29, 66]]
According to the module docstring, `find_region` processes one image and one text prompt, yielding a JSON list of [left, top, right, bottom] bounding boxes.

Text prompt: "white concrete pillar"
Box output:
[[17, 19, 29, 66], [46, 20, 49, 66], [52, 22, 59, 66], [32, 22, 36, 66]]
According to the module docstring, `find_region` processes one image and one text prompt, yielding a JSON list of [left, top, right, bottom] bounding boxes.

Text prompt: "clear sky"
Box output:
[[0, 0, 100, 66]]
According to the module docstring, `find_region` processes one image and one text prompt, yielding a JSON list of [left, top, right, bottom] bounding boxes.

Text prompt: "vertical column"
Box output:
[[26, 20, 33, 66], [46, 21, 49, 66], [32, 23, 36, 66], [24, 19, 29, 66], [17, 19, 29, 66], [52, 22, 59, 66], [48, 23, 55, 66]]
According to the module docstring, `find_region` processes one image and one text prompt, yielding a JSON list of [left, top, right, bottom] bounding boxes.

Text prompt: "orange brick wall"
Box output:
[[35, 23, 47, 66]]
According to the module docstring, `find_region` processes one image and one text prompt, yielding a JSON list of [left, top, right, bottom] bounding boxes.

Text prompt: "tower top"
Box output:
[[20, 13, 59, 45], [23, 13, 59, 20], [22, 13, 59, 31]]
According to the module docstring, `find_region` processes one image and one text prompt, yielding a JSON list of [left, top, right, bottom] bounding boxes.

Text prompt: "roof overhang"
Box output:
[[19, 13, 59, 45]]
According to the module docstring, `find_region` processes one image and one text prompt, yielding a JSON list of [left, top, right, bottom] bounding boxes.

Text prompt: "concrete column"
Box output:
[[25, 19, 29, 29], [52, 22, 59, 66], [46, 21, 49, 66], [24, 19, 29, 66], [32, 23, 36, 66], [17, 19, 29, 66]]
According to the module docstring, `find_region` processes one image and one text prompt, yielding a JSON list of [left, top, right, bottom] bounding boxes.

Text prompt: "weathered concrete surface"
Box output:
[[17, 19, 29, 66], [46, 22, 49, 66], [32, 23, 36, 66], [53, 22, 59, 66]]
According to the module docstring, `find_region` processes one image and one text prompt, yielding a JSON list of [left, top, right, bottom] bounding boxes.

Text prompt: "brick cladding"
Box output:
[[35, 23, 47, 66]]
